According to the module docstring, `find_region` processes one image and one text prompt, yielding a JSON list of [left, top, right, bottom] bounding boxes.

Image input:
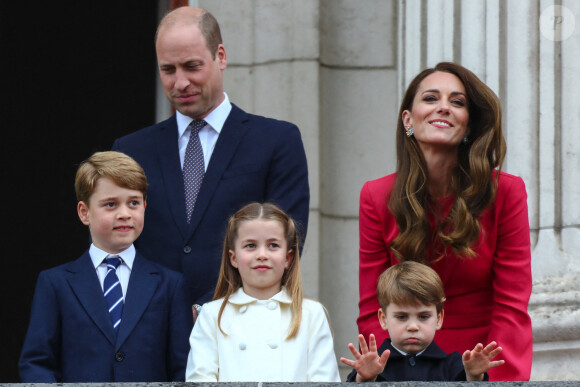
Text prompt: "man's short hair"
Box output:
[[155, 7, 222, 59]]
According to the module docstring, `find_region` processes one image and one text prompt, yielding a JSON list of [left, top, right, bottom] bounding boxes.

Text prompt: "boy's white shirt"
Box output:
[[89, 243, 135, 297], [185, 287, 340, 382]]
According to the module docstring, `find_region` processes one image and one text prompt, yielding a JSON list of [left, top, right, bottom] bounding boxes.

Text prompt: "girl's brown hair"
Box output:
[[214, 202, 303, 339], [389, 62, 506, 262]]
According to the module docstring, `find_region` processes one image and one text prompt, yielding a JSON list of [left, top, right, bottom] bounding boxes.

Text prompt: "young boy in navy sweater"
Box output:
[[19, 151, 192, 382], [342, 261, 504, 381]]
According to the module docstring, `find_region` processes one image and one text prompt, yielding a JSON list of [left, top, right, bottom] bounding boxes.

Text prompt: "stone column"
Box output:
[[531, 0, 580, 380], [319, 0, 398, 377]]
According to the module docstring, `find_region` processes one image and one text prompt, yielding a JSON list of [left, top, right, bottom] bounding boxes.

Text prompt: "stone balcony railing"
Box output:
[[3, 382, 580, 387]]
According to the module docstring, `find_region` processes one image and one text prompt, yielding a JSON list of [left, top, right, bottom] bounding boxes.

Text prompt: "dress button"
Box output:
[[115, 352, 125, 362], [239, 305, 248, 313], [408, 356, 416, 367], [268, 342, 278, 349], [267, 301, 277, 310], [183, 246, 192, 254], [239, 342, 247, 350]]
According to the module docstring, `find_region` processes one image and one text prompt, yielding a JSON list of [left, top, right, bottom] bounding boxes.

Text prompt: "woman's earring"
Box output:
[[462, 135, 468, 143], [405, 127, 414, 137]]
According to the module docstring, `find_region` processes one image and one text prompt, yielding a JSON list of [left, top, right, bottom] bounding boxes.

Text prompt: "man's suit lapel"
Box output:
[[66, 251, 116, 346], [187, 105, 249, 236], [115, 253, 159, 350], [155, 116, 189, 237]]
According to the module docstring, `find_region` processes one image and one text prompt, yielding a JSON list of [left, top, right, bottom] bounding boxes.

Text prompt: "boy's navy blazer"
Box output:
[[19, 250, 192, 382], [112, 104, 310, 305]]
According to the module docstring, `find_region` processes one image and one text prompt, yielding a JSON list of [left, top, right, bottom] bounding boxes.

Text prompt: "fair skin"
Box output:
[[77, 177, 146, 254], [156, 8, 227, 119], [229, 219, 294, 300], [401, 71, 470, 198], [341, 302, 504, 381]]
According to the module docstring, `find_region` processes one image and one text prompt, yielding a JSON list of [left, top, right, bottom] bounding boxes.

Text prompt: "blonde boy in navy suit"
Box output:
[[19, 151, 192, 382]]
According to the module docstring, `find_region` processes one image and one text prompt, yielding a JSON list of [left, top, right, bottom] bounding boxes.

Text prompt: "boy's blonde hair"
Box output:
[[214, 202, 303, 340], [377, 261, 446, 313], [75, 151, 148, 204]]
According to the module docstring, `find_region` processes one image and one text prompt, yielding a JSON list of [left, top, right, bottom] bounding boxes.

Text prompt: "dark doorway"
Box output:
[[0, 2, 158, 381]]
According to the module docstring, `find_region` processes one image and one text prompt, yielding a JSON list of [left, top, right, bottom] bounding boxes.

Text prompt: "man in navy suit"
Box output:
[[19, 152, 192, 382], [112, 7, 310, 306]]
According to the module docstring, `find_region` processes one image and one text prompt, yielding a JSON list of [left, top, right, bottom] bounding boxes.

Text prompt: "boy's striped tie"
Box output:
[[103, 256, 124, 333]]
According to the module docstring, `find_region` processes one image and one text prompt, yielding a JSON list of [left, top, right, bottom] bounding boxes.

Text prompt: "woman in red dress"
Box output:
[[357, 62, 532, 381]]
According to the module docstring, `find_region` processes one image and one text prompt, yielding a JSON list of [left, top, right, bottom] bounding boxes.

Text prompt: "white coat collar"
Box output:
[[228, 287, 292, 305]]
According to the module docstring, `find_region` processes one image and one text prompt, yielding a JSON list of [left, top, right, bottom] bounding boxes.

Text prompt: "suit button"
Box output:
[[183, 246, 192, 254], [115, 352, 125, 362]]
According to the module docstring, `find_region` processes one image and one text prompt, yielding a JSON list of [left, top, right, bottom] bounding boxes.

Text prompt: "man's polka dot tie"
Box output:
[[183, 120, 206, 223]]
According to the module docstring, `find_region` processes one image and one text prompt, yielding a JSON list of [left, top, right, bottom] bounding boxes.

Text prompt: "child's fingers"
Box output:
[[488, 359, 506, 369], [480, 342, 501, 358], [369, 334, 377, 351], [358, 334, 369, 354], [379, 349, 391, 366], [462, 349, 472, 362], [471, 342, 484, 353], [483, 341, 498, 351], [347, 342, 362, 359], [488, 346, 503, 359], [340, 357, 356, 367]]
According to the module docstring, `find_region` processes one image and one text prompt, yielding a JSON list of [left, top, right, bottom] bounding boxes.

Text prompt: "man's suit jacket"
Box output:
[[112, 104, 310, 305], [18, 251, 192, 382]]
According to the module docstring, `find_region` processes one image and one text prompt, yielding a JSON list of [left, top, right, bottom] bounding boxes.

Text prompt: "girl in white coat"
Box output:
[[185, 202, 341, 382]]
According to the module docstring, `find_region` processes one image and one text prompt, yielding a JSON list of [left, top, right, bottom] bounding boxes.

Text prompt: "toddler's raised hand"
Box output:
[[340, 334, 390, 382], [462, 341, 505, 381]]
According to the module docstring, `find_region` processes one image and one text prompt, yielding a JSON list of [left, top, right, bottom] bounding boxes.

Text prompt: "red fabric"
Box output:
[[357, 171, 533, 381]]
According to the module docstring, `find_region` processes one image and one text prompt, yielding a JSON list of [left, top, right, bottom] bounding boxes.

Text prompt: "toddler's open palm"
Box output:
[[340, 334, 390, 382]]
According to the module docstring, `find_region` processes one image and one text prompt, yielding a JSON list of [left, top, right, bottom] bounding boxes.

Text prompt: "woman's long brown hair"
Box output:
[[389, 62, 506, 262]]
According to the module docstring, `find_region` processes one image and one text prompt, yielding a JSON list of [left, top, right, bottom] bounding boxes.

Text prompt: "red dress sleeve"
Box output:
[[485, 174, 533, 380], [357, 177, 398, 345]]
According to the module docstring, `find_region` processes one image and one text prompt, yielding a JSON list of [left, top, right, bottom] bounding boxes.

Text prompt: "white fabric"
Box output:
[[89, 243, 135, 296], [177, 92, 232, 169], [185, 287, 340, 382]]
